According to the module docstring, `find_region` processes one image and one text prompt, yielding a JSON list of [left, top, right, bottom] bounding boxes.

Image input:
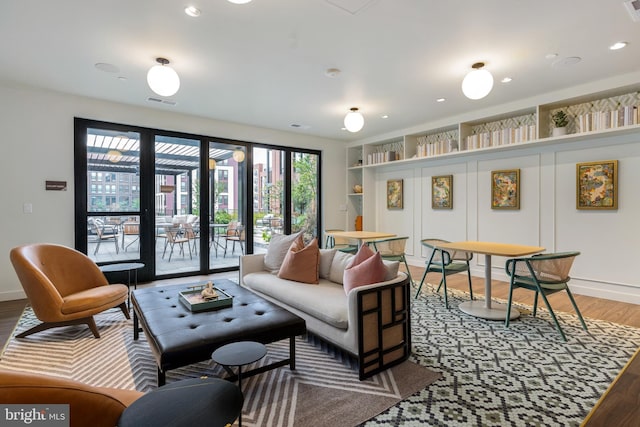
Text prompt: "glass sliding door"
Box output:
[[154, 136, 201, 276], [252, 147, 285, 254], [76, 118, 320, 281], [85, 128, 142, 264], [209, 142, 247, 268], [291, 151, 320, 241]]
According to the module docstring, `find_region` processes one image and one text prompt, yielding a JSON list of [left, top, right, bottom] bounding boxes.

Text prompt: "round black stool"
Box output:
[[212, 341, 267, 427], [118, 377, 242, 427]]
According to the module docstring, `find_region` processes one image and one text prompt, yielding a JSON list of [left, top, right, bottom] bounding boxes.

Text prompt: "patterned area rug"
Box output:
[[364, 284, 640, 426], [0, 307, 439, 427]]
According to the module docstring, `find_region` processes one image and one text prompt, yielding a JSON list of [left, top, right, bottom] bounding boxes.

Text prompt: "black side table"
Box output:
[[118, 376, 242, 427], [212, 341, 267, 427], [99, 262, 144, 309]]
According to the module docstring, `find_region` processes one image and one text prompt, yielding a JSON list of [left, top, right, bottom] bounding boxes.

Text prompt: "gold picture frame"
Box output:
[[387, 179, 403, 209], [576, 160, 618, 210], [432, 175, 453, 209], [491, 169, 520, 210]]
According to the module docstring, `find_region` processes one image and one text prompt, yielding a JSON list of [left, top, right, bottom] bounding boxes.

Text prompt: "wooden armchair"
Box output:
[[9, 243, 129, 339]]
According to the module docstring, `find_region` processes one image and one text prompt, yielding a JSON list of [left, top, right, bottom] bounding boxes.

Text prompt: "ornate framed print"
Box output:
[[432, 175, 453, 209], [576, 160, 618, 210], [387, 179, 403, 209], [491, 169, 520, 210]]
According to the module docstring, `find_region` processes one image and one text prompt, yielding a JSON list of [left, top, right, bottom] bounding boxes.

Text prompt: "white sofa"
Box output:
[[240, 249, 412, 379]]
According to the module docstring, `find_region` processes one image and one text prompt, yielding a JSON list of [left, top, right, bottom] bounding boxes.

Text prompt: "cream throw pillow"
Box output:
[[264, 232, 302, 272]]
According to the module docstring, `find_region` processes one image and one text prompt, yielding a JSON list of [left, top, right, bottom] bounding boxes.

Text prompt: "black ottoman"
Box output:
[[132, 279, 306, 386]]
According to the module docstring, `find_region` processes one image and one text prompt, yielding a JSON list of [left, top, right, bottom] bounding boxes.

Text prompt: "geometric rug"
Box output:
[[364, 283, 640, 426], [0, 306, 440, 427]]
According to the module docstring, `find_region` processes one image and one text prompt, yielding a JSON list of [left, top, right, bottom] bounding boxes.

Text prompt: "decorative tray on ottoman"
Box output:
[[179, 283, 233, 312]]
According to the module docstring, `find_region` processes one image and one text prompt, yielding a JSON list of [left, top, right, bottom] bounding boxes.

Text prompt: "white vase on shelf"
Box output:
[[552, 127, 567, 137]]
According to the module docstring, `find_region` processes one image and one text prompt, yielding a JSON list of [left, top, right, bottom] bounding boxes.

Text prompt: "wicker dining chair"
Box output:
[[367, 236, 412, 283], [504, 251, 586, 341], [415, 238, 473, 308]]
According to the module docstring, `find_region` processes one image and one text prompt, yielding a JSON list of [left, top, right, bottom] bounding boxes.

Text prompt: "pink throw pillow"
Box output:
[[343, 245, 387, 294], [277, 237, 320, 284]]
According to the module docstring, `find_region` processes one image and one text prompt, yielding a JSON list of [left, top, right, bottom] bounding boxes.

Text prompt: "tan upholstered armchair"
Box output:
[[10, 243, 129, 339], [0, 370, 143, 427]]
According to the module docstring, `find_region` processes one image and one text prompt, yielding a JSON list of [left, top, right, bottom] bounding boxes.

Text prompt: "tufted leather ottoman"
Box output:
[[131, 279, 306, 386]]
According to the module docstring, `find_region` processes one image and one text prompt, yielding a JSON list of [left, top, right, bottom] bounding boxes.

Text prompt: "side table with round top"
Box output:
[[212, 341, 267, 427], [99, 262, 145, 309], [118, 376, 243, 427]]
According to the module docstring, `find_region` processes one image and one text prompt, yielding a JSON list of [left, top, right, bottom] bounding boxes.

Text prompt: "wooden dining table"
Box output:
[[433, 241, 545, 320], [325, 230, 396, 248]]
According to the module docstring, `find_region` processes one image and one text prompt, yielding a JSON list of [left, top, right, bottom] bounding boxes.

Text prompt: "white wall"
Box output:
[[371, 131, 640, 304], [0, 83, 346, 301]]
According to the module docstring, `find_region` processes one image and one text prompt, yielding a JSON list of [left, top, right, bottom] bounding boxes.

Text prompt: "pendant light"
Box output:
[[147, 58, 180, 97], [344, 107, 364, 133], [462, 62, 494, 100], [232, 149, 245, 162]]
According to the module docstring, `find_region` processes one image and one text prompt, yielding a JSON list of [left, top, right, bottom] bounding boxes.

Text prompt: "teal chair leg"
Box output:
[[505, 279, 516, 328], [538, 290, 567, 341], [415, 269, 428, 299], [441, 271, 449, 309], [466, 266, 474, 300], [532, 292, 539, 316], [566, 287, 588, 331], [401, 256, 413, 284]]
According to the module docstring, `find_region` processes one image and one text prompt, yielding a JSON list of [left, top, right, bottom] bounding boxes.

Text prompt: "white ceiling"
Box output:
[[1, 0, 639, 142]]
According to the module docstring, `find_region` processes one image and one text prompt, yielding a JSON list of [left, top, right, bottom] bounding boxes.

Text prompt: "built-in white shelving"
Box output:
[[345, 84, 640, 231]]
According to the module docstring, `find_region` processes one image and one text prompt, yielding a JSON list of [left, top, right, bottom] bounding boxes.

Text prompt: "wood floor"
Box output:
[[1, 267, 638, 426]]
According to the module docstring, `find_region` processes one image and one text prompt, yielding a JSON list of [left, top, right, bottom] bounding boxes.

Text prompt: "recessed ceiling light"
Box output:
[[545, 53, 558, 59], [501, 77, 512, 83], [325, 68, 341, 78], [118, 76, 127, 81], [609, 41, 628, 50], [228, 0, 252, 4], [552, 56, 582, 68], [381, 115, 389, 119], [436, 98, 446, 103], [184, 6, 201, 17]]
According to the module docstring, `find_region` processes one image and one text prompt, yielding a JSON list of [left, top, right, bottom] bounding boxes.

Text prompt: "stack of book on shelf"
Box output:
[[416, 138, 456, 157], [464, 124, 536, 150], [577, 105, 639, 133], [367, 150, 397, 164]]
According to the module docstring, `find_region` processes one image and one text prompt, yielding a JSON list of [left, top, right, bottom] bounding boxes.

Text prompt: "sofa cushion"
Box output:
[[264, 232, 302, 272], [277, 237, 320, 284], [319, 249, 337, 279], [243, 272, 349, 329], [329, 250, 354, 284], [343, 245, 388, 294]]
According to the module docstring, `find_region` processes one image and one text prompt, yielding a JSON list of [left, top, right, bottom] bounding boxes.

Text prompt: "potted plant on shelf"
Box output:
[[552, 110, 569, 137]]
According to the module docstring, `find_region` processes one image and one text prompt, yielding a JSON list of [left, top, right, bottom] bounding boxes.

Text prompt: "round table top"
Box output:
[[99, 262, 145, 273], [118, 377, 242, 427], [212, 341, 267, 367]]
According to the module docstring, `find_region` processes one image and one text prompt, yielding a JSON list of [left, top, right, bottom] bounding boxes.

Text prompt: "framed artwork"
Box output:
[[432, 175, 453, 209], [387, 179, 403, 209], [576, 160, 618, 210], [491, 169, 520, 209]]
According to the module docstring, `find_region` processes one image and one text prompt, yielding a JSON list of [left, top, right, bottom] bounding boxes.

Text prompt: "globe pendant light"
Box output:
[[462, 62, 493, 100], [232, 149, 245, 162], [344, 107, 364, 133], [147, 57, 180, 97]]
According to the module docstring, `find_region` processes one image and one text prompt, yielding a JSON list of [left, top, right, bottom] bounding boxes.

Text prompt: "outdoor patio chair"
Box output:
[[223, 224, 245, 256], [89, 218, 119, 255], [415, 238, 474, 309], [162, 226, 192, 262], [367, 236, 412, 283], [182, 223, 199, 255], [9, 243, 129, 338], [324, 229, 357, 253], [504, 251, 586, 341]]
